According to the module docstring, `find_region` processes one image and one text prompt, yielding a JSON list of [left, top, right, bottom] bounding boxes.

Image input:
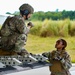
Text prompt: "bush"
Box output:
[[30, 21, 42, 36], [40, 20, 59, 37], [59, 19, 71, 37], [30, 19, 75, 37], [70, 21, 75, 36]]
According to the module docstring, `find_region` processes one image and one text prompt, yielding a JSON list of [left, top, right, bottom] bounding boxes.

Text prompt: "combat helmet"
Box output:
[[19, 3, 34, 15]]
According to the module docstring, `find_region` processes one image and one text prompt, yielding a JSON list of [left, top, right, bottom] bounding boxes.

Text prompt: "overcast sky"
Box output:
[[0, 0, 75, 15]]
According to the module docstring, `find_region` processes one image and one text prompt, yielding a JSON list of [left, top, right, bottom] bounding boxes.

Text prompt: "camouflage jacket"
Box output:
[[1, 15, 27, 36], [42, 50, 72, 75]]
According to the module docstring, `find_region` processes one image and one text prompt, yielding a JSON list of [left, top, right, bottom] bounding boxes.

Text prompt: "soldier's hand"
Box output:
[[27, 22, 34, 28]]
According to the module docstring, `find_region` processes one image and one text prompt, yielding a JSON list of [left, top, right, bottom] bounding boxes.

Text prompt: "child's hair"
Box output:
[[57, 39, 67, 50]]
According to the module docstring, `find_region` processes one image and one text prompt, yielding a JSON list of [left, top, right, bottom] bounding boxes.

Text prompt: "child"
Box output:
[[42, 39, 72, 75]]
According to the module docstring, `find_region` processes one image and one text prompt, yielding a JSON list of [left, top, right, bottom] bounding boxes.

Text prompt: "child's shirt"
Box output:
[[42, 50, 72, 75]]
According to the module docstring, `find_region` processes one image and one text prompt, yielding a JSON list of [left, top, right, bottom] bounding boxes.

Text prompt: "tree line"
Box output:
[[30, 10, 75, 21]]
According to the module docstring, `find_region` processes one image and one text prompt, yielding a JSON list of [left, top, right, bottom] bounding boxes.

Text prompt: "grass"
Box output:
[[25, 34, 75, 63], [30, 19, 75, 37]]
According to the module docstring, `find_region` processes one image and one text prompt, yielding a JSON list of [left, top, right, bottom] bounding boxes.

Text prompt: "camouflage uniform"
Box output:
[[42, 50, 72, 75], [0, 3, 34, 53], [0, 15, 28, 52]]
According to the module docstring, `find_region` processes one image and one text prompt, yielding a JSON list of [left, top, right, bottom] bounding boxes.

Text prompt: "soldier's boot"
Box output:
[[0, 49, 17, 56], [17, 49, 29, 56]]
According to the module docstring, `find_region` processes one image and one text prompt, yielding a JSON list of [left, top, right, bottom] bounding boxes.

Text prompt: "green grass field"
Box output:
[[25, 34, 75, 63]]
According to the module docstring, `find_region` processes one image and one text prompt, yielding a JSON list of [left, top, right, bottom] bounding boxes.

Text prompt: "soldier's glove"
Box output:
[[27, 22, 34, 28]]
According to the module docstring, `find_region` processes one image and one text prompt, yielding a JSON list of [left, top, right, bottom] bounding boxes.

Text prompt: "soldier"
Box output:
[[42, 39, 72, 75], [0, 3, 34, 55]]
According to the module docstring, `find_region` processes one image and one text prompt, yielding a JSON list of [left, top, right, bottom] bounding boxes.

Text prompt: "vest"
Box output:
[[49, 50, 65, 72]]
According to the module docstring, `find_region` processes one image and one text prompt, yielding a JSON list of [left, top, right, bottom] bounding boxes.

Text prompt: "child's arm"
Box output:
[[42, 52, 50, 58]]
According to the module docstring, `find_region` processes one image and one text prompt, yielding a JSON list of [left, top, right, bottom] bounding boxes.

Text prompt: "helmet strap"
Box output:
[[25, 14, 28, 20], [20, 10, 29, 20]]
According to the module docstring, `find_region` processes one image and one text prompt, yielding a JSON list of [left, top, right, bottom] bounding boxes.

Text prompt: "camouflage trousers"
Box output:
[[14, 34, 27, 52], [1, 33, 27, 52]]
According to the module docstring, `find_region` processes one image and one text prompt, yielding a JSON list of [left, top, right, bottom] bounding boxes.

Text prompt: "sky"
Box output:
[[0, 0, 75, 15]]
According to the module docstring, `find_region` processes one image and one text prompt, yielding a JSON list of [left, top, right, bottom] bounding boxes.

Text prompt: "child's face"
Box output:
[[55, 40, 64, 50]]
